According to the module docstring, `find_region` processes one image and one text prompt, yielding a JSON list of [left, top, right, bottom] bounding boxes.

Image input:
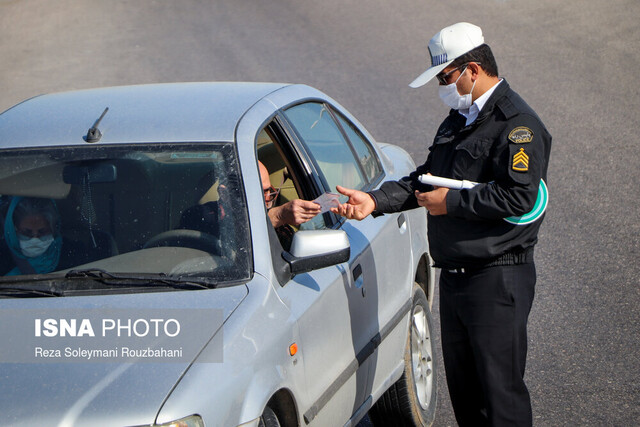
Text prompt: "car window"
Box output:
[[0, 144, 251, 286], [334, 112, 383, 185], [257, 123, 329, 236], [256, 128, 302, 210], [283, 103, 366, 196]]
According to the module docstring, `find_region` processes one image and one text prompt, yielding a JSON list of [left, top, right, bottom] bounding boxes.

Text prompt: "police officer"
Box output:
[[332, 22, 552, 426]]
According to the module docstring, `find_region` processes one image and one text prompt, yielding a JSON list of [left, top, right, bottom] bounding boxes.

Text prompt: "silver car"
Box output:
[[0, 82, 437, 427]]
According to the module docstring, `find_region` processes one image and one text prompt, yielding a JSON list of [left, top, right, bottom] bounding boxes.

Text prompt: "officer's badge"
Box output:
[[508, 126, 534, 144], [512, 148, 529, 172]]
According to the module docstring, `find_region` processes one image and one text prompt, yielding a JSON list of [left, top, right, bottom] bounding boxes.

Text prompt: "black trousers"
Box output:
[[439, 263, 536, 427]]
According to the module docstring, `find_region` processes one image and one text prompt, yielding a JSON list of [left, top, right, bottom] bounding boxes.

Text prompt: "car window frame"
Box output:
[[255, 112, 341, 230], [277, 101, 385, 226], [281, 101, 384, 190], [263, 118, 325, 202], [266, 115, 341, 230], [256, 99, 387, 231], [283, 102, 365, 192], [329, 106, 385, 189]]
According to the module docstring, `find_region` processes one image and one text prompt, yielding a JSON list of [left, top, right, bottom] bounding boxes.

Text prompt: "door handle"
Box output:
[[352, 264, 364, 289], [397, 213, 407, 232]]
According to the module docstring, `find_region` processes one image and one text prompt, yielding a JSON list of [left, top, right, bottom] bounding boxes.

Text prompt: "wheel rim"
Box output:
[[411, 305, 433, 410]]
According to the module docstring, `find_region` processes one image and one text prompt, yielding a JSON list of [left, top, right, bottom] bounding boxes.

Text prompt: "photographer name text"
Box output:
[[34, 346, 184, 360]]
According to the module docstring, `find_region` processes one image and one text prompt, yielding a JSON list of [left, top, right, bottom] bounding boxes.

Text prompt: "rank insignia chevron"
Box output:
[[512, 148, 529, 172]]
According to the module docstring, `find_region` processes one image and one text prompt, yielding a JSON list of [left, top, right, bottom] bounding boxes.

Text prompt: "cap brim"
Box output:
[[409, 60, 452, 88]]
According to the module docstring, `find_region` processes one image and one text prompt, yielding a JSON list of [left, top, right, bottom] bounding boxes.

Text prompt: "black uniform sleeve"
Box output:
[[446, 113, 551, 220], [369, 157, 433, 213]]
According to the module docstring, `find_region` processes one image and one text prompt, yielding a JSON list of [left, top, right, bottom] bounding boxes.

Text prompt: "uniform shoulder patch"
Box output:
[[512, 148, 529, 172], [508, 126, 534, 144]]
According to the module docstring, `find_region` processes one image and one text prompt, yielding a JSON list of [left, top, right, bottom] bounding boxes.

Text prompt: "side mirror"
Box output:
[[282, 230, 350, 274]]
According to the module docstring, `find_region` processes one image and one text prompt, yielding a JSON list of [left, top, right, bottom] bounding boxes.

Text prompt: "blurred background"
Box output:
[[1, 0, 638, 425]]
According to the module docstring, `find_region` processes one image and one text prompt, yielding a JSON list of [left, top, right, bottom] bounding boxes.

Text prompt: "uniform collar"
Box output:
[[459, 79, 504, 126], [436, 80, 512, 140], [454, 79, 511, 130]]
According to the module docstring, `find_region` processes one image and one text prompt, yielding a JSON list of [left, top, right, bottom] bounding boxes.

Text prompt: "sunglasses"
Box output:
[[436, 62, 480, 85]]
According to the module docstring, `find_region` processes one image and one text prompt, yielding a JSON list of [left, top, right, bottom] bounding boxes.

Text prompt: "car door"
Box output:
[[257, 118, 369, 425], [282, 102, 415, 406], [270, 102, 413, 423]]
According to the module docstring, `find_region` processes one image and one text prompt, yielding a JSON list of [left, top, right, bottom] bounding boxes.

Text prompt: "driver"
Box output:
[[258, 161, 320, 249]]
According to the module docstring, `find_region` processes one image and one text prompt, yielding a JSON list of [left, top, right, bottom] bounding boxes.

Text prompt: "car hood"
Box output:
[[0, 284, 248, 427]]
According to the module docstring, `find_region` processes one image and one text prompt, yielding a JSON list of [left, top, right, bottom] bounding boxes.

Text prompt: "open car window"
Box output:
[[0, 144, 251, 287], [257, 119, 334, 235]]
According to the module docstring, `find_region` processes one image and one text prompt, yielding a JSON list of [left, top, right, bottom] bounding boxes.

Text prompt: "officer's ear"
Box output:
[[467, 62, 482, 78]]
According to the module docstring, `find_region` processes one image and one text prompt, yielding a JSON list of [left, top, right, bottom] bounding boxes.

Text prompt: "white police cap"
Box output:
[[409, 22, 485, 88]]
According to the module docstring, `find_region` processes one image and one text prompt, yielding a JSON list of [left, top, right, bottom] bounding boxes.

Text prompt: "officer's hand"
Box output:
[[415, 187, 449, 216], [331, 185, 376, 221]]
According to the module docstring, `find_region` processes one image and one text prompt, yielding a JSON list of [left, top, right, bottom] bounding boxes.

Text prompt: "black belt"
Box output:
[[442, 248, 534, 274]]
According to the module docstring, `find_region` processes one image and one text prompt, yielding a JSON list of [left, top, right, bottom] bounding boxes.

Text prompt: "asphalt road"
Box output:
[[1, 0, 638, 425]]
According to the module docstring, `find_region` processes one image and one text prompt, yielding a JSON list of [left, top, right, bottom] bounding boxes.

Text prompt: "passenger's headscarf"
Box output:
[[4, 196, 63, 275]]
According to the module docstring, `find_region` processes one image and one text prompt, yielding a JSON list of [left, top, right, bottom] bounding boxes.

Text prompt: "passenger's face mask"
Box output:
[[438, 66, 476, 110], [19, 234, 54, 258]]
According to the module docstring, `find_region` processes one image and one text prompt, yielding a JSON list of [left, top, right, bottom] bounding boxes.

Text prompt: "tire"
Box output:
[[258, 406, 281, 427], [369, 284, 437, 426]]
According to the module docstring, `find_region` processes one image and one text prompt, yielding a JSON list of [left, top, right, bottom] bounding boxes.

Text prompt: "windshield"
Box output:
[[0, 143, 251, 287]]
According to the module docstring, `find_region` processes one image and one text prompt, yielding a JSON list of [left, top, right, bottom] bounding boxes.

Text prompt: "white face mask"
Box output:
[[438, 66, 476, 110], [19, 234, 54, 258]]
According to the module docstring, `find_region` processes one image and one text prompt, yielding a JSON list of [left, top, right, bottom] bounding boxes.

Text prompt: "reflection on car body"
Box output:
[[0, 82, 437, 426]]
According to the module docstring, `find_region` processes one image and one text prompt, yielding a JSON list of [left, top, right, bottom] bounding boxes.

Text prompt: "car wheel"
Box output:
[[258, 406, 281, 427], [369, 283, 437, 426]]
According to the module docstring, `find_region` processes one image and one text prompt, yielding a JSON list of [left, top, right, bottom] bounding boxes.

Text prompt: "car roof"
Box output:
[[0, 82, 290, 148]]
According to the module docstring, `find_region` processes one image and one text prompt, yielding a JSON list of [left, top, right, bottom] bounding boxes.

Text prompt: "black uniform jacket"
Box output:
[[370, 80, 552, 269]]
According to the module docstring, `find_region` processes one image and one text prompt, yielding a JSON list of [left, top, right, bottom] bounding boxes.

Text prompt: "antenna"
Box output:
[[84, 107, 109, 143]]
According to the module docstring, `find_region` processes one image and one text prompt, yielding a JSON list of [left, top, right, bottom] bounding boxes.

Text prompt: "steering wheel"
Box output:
[[143, 229, 221, 254]]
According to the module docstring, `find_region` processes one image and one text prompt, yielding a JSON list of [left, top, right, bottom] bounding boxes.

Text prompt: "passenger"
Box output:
[[2, 197, 86, 275], [258, 161, 321, 249]]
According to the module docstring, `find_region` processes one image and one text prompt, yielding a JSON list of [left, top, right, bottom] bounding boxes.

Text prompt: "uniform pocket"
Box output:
[[456, 137, 492, 159], [453, 137, 493, 179]]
